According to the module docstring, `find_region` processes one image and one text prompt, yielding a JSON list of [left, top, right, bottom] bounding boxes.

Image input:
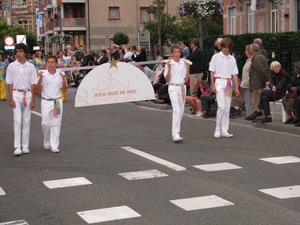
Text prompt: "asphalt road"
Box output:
[[0, 88, 300, 225]]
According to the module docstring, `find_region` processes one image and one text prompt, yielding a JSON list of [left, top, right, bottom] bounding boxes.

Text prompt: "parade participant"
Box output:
[[34, 51, 46, 71], [209, 38, 239, 138], [0, 55, 7, 101], [57, 50, 69, 101], [164, 44, 190, 142], [35, 55, 68, 153], [6, 43, 37, 156]]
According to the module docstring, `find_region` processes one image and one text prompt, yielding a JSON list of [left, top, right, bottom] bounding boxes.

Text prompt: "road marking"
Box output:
[[0, 187, 5, 196], [0, 220, 28, 225], [31, 110, 42, 117], [119, 169, 168, 180], [170, 195, 234, 211], [43, 177, 92, 189], [77, 205, 141, 224], [193, 162, 242, 172], [121, 146, 186, 171], [260, 156, 300, 164], [259, 185, 300, 199]]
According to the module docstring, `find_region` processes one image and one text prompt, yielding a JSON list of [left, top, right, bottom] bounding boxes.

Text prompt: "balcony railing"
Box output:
[[45, 18, 86, 32], [38, 4, 45, 13]]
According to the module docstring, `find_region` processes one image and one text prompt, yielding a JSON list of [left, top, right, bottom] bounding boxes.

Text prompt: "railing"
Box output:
[[44, 0, 55, 7], [38, 4, 45, 12], [39, 26, 46, 35], [45, 18, 86, 32]]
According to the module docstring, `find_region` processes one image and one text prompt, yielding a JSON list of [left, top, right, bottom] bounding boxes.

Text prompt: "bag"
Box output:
[[286, 92, 296, 99]]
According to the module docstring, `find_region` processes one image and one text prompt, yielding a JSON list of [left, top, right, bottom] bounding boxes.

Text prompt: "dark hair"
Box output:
[[191, 39, 199, 47], [15, 43, 29, 56], [47, 55, 58, 63], [132, 45, 137, 51], [182, 41, 189, 46], [100, 49, 106, 54], [140, 47, 146, 55], [93, 61, 99, 65], [221, 37, 233, 51]]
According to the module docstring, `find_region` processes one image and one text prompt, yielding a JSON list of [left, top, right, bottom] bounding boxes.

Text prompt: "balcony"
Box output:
[[44, 0, 56, 9], [39, 27, 46, 37], [38, 4, 45, 14], [45, 18, 86, 33]]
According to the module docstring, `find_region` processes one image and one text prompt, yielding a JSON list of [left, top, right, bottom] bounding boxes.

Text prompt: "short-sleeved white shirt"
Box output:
[[41, 69, 63, 99], [164, 59, 186, 84], [209, 52, 238, 78], [6, 60, 37, 89]]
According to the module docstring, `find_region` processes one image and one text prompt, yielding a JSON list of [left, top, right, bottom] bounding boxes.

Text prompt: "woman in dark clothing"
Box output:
[[249, 61, 290, 123], [282, 61, 300, 126], [133, 47, 147, 62]]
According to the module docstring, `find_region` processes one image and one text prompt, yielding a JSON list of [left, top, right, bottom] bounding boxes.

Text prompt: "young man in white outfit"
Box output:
[[164, 44, 190, 142], [209, 38, 239, 138], [6, 43, 37, 156], [36, 56, 68, 153]]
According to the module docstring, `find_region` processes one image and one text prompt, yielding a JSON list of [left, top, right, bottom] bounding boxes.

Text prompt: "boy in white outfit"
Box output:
[[6, 43, 37, 156], [36, 56, 68, 153], [209, 38, 239, 138], [164, 44, 190, 142]]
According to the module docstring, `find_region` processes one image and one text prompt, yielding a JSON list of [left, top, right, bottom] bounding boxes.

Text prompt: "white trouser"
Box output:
[[169, 85, 185, 138], [215, 79, 232, 134], [41, 99, 63, 150], [12, 91, 32, 149]]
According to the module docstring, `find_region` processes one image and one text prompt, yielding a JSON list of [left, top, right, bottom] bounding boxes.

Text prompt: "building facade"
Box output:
[[223, 0, 300, 34]]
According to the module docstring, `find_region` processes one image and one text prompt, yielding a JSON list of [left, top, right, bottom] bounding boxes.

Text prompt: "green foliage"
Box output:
[[0, 20, 38, 54], [112, 32, 129, 46], [202, 31, 300, 75]]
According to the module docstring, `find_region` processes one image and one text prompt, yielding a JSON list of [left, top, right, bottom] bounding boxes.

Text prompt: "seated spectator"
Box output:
[[201, 91, 216, 118], [138, 64, 155, 83], [186, 78, 202, 116], [282, 61, 300, 126], [154, 84, 170, 104], [249, 61, 290, 123], [153, 62, 166, 85], [98, 49, 109, 65], [153, 56, 164, 73]]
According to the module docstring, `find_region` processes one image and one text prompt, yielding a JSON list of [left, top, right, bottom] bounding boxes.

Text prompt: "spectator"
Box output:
[[131, 45, 139, 62], [153, 62, 166, 92], [57, 50, 69, 101], [34, 51, 46, 71], [139, 64, 154, 83], [186, 78, 202, 116], [153, 56, 164, 74], [254, 38, 268, 59], [249, 61, 290, 123], [282, 61, 300, 126], [106, 48, 111, 60], [98, 49, 109, 65], [248, 43, 271, 118], [0, 55, 6, 101], [118, 47, 125, 61], [186, 39, 204, 94], [181, 41, 190, 58], [214, 37, 223, 52], [241, 44, 255, 120], [111, 44, 120, 61], [134, 47, 147, 62], [123, 44, 133, 60]]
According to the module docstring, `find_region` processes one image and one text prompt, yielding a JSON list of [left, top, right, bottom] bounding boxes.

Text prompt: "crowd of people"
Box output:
[[2, 37, 300, 154]]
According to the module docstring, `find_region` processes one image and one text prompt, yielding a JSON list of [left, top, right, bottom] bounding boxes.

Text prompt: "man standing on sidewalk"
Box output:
[[6, 43, 37, 156], [186, 39, 204, 94]]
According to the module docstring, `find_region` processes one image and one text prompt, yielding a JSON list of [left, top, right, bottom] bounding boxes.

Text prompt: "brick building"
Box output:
[[223, 0, 300, 34]]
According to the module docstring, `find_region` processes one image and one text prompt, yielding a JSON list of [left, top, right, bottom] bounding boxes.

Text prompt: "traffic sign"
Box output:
[[4, 36, 14, 46], [4, 46, 15, 50], [16, 35, 26, 44]]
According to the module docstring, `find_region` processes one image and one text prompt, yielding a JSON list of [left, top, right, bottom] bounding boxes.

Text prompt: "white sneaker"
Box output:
[[22, 148, 30, 154], [214, 132, 221, 139], [14, 148, 22, 156], [173, 137, 183, 143], [51, 148, 60, 153], [44, 143, 51, 150], [221, 133, 233, 138]]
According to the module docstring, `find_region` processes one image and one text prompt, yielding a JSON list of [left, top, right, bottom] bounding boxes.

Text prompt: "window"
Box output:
[[229, 7, 236, 35], [109, 7, 120, 19], [17, 19, 28, 29], [16, 0, 26, 5], [270, 2, 278, 33], [247, 5, 254, 33], [37, 0, 42, 5], [141, 8, 150, 23]]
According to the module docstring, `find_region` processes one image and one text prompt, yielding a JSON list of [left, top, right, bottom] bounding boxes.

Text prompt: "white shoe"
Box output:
[[214, 132, 221, 139], [22, 148, 30, 154], [51, 148, 60, 153], [221, 133, 233, 138], [44, 143, 51, 150], [14, 148, 22, 156], [173, 137, 183, 143]]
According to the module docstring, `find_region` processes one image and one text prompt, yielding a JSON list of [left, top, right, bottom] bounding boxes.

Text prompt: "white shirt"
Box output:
[[143, 66, 155, 82], [123, 51, 133, 59], [209, 52, 238, 78], [41, 69, 63, 99], [164, 59, 186, 84], [6, 60, 37, 89]]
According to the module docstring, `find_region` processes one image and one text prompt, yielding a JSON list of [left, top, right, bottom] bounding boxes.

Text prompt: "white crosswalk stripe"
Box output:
[[43, 177, 92, 189], [260, 156, 300, 164], [0, 220, 28, 225], [119, 169, 168, 180], [259, 185, 300, 199], [0, 187, 6, 196], [193, 162, 242, 172]]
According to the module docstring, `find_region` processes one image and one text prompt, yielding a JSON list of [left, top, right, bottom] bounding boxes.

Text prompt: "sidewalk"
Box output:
[[133, 100, 300, 135]]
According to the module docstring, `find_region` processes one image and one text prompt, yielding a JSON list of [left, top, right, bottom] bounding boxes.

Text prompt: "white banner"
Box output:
[[75, 61, 155, 107], [250, 0, 256, 11]]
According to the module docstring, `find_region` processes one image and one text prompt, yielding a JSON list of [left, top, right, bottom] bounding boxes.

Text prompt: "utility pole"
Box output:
[[157, 0, 162, 56]]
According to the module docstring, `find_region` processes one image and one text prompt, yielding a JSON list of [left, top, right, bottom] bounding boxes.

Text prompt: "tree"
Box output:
[[112, 32, 129, 46], [0, 20, 38, 54]]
